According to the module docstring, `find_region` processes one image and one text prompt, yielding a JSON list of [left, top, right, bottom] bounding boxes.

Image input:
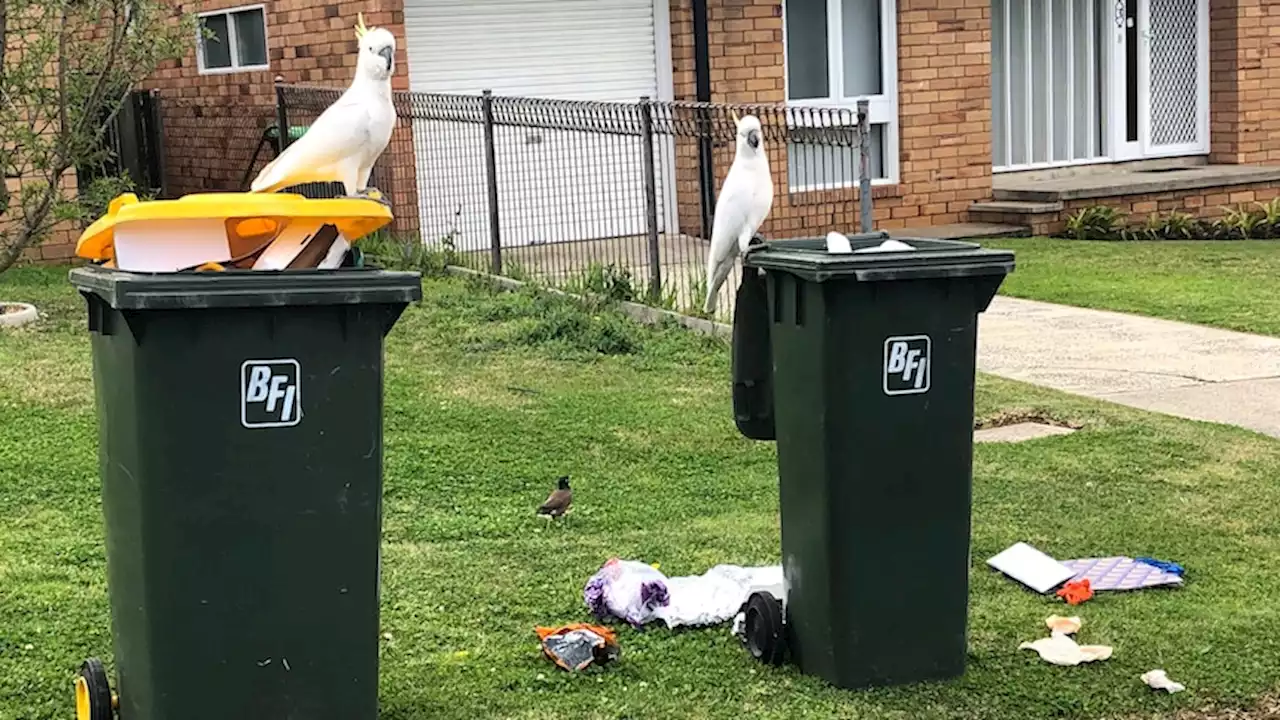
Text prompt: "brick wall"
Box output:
[[668, 0, 994, 240], [141, 0, 420, 232], [1209, 0, 1280, 164]]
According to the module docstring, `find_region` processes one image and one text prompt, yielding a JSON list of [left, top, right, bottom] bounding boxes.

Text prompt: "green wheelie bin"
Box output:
[[731, 231, 1014, 690], [68, 264, 421, 720]]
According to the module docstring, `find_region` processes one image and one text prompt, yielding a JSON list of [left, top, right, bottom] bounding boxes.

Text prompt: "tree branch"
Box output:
[[71, 1, 129, 142], [0, 1, 9, 94]]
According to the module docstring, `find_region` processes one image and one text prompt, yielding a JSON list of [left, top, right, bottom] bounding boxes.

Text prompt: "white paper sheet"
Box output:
[[112, 219, 232, 272], [987, 542, 1076, 594]]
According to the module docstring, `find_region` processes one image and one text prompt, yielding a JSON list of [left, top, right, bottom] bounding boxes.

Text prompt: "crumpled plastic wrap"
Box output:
[[535, 623, 620, 672], [1020, 630, 1113, 666], [1141, 669, 1186, 693], [584, 558, 670, 628]]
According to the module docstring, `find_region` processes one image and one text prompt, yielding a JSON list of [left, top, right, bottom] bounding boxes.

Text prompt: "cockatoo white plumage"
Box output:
[[250, 13, 396, 199], [703, 113, 774, 315]]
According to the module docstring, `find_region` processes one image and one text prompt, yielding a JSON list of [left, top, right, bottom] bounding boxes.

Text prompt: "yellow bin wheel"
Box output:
[[74, 658, 114, 720]]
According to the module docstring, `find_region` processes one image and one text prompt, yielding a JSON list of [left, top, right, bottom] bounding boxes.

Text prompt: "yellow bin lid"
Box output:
[[76, 192, 394, 262]]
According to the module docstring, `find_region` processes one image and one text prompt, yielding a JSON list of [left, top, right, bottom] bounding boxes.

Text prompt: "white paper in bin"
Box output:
[[111, 218, 233, 272]]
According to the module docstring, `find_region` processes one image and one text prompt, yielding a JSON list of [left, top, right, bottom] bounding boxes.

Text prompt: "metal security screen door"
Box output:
[[992, 0, 1208, 171], [1137, 0, 1209, 157]]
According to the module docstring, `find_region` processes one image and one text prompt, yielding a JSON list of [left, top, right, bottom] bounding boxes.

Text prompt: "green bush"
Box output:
[[564, 262, 636, 303], [1059, 203, 1280, 242], [512, 300, 642, 355], [358, 230, 455, 275], [1063, 205, 1127, 240]]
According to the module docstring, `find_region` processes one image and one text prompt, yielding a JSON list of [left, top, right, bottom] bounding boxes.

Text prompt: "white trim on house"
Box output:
[[652, 0, 676, 103], [780, 0, 900, 189], [195, 3, 270, 76]]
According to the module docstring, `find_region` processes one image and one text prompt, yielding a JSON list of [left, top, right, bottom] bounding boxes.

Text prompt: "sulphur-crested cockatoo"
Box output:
[[250, 13, 396, 200], [703, 113, 773, 315]]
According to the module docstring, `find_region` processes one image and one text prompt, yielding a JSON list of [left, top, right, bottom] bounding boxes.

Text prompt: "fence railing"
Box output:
[[270, 85, 878, 319]]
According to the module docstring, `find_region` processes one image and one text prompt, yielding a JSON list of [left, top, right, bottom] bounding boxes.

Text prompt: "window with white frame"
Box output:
[[197, 5, 269, 74], [783, 0, 899, 190]]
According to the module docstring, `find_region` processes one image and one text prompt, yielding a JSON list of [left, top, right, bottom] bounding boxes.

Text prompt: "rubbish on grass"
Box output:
[[657, 564, 784, 629], [584, 559, 670, 628], [1135, 556, 1186, 577], [987, 542, 1077, 594], [535, 623, 620, 672], [1045, 615, 1082, 635], [1020, 631, 1113, 666], [1141, 669, 1186, 694], [584, 559, 785, 630], [1060, 556, 1184, 591], [1056, 578, 1094, 605]]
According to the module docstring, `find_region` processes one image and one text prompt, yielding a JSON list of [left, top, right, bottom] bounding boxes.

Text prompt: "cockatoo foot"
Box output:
[[352, 187, 392, 208]]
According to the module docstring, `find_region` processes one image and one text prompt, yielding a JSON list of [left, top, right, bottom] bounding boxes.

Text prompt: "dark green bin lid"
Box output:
[[69, 265, 423, 311], [743, 231, 1015, 283]]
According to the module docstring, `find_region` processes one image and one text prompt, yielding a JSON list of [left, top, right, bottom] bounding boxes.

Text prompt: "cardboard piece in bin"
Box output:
[[76, 192, 392, 272]]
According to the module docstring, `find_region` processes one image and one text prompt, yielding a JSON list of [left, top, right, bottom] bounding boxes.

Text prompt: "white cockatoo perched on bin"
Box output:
[[250, 13, 396, 203], [703, 112, 774, 315]]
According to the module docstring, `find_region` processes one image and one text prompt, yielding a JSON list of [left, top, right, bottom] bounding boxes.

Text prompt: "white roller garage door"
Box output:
[[403, 0, 673, 252]]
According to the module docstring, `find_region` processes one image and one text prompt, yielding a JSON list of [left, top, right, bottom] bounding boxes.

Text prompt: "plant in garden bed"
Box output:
[[1063, 205, 1128, 240], [1218, 204, 1268, 240]]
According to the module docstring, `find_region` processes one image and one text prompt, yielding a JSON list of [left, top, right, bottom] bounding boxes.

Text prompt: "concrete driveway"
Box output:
[[978, 297, 1280, 438]]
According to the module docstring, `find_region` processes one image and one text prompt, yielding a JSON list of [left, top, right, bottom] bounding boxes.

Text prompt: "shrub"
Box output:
[[359, 231, 454, 275], [1063, 205, 1127, 240], [565, 262, 636, 303]]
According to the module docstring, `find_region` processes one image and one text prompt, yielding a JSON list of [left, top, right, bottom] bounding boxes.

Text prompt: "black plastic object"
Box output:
[[69, 265, 422, 720], [737, 232, 1014, 690], [731, 266, 775, 441], [743, 592, 786, 666], [75, 658, 114, 720]]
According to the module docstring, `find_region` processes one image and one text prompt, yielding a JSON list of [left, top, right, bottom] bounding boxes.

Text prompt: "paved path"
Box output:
[[977, 297, 1280, 438]]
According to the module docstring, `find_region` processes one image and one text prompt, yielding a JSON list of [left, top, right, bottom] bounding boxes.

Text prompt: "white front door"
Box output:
[[992, 0, 1208, 170], [1107, 0, 1209, 161]]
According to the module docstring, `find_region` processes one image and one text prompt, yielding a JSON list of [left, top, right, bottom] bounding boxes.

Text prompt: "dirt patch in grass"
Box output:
[[975, 408, 1085, 431], [1119, 694, 1280, 720]]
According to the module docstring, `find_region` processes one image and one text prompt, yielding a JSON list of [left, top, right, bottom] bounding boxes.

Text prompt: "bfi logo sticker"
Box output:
[[241, 359, 302, 428], [883, 335, 931, 396]]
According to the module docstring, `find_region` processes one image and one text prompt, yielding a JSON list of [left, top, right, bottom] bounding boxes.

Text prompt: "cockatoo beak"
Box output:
[[378, 46, 394, 71]]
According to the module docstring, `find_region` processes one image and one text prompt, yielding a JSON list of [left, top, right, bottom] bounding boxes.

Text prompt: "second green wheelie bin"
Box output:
[[69, 264, 421, 720], [732, 231, 1014, 690]]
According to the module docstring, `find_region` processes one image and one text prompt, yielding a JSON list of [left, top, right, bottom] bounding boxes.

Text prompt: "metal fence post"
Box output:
[[274, 76, 291, 155], [482, 89, 503, 275], [857, 99, 872, 234], [639, 96, 662, 303]]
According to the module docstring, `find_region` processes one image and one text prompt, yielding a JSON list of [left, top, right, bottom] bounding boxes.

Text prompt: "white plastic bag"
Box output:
[[583, 559, 670, 628], [657, 564, 784, 629]]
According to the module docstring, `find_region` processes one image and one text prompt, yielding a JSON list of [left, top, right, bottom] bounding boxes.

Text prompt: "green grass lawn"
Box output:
[[4, 266, 1280, 719], [982, 238, 1280, 337]]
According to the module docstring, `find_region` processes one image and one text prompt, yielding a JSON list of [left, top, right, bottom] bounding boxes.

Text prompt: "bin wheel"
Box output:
[[74, 658, 114, 720], [743, 591, 786, 666]]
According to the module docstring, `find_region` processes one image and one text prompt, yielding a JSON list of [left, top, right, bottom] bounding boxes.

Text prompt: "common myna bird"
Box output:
[[537, 476, 573, 519]]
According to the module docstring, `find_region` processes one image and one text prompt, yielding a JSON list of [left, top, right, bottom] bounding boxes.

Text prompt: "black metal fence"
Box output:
[[78, 89, 167, 199], [271, 84, 876, 320]]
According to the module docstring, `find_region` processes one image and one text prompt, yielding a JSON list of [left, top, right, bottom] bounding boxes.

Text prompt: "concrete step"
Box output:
[[889, 222, 1031, 240], [969, 200, 1064, 215]]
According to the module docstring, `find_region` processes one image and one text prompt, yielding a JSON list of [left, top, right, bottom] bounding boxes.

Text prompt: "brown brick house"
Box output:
[[36, 0, 1280, 260]]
